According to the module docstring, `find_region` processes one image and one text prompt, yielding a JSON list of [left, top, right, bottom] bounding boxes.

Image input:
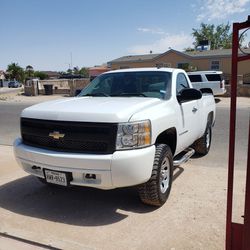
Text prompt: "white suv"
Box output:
[[187, 71, 226, 96]]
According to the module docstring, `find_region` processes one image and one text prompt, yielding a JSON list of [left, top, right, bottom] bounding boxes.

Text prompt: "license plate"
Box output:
[[44, 170, 67, 186]]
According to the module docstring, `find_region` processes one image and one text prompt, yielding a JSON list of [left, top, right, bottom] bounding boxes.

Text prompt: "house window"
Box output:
[[177, 63, 189, 70], [120, 66, 130, 69], [164, 63, 171, 67], [211, 60, 220, 70], [156, 63, 171, 68]]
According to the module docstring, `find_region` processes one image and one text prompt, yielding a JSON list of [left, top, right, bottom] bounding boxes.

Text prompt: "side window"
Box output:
[[188, 74, 202, 82], [176, 73, 190, 95]]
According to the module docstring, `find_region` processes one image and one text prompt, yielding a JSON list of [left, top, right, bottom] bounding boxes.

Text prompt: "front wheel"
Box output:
[[138, 144, 173, 206]]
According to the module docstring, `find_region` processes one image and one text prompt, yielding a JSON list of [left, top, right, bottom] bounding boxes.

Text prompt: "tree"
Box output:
[[34, 71, 48, 80], [191, 23, 245, 50], [79, 67, 89, 78], [73, 66, 80, 75], [66, 68, 73, 74], [25, 65, 34, 77], [6, 63, 25, 82], [184, 47, 195, 52]]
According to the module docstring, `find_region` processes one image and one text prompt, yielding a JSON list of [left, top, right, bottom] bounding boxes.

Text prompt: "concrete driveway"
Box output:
[[0, 96, 249, 250]]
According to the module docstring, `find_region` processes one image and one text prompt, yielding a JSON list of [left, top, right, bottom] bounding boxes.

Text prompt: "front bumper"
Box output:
[[14, 138, 155, 189]]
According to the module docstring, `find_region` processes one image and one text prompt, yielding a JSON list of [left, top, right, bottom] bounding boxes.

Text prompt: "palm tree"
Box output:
[[25, 65, 34, 77], [6, 63, 24, 82]]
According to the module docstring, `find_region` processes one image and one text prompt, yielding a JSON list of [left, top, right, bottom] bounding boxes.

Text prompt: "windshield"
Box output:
[[78, 71, 172, 99]]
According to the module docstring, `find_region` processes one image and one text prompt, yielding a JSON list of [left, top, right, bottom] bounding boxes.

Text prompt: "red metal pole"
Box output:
[[242, 120, 250, 249], [226, 22, 239, 250]]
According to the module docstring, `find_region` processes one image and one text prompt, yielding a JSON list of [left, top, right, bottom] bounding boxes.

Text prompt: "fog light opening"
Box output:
[[32, 165, 41, 170], [85, 173, 96, 179]]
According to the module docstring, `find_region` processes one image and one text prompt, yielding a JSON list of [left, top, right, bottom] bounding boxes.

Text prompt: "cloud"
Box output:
[[128, 33, 193, 54], [137, 27, 165, 35], [196, 0, 250, 21]]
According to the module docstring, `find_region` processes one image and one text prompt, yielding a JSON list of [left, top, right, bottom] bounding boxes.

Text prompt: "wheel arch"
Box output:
[[207, 111, 214, 126], [155, 127, 177, 155]]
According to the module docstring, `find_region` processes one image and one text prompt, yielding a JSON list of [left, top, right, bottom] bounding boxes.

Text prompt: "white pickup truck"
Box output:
[[14, 68, 215, 206]]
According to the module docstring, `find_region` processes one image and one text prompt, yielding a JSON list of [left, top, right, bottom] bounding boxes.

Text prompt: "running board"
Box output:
[[173, 148, 195, 166]]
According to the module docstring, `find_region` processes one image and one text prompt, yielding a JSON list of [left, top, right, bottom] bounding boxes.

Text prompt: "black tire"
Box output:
[[138, 144, 173, 206], [192, 124, 212, 156]]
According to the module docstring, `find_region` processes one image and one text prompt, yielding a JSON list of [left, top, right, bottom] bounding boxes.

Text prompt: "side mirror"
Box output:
[[200, 88, 213, 95], [177, 88, 202, 102]]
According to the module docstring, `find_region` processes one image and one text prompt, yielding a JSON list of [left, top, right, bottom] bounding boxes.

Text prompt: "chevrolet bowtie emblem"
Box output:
[[49, 131, 65, 140]]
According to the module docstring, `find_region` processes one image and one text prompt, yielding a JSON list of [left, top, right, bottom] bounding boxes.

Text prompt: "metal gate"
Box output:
[[226, 15, 250, 250]]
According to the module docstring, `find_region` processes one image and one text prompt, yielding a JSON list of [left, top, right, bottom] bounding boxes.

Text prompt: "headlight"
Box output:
[[116, 120, 151, 150]]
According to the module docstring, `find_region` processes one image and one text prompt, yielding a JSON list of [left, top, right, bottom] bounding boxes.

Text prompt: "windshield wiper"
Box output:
[[116, 93, 147, 97], [84, 93, 110, 97]]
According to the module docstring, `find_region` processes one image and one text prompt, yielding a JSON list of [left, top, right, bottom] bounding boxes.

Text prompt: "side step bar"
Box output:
[[173, 148, 195, 166]]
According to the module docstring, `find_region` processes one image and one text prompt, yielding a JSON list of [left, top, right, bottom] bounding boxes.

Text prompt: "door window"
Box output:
[[176, 73, 190, 95]]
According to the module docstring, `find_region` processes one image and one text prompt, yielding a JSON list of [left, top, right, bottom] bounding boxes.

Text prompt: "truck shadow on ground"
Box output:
[[0, 166, 184, 227]]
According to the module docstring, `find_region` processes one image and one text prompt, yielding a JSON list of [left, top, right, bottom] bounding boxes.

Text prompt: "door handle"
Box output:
[[192, 107, 198, 113]]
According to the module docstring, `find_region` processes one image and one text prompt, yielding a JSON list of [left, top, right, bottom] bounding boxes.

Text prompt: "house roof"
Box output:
[[184, 48, 250, 58], [109, 48, 250, 63], [109, 53, 160, 63], [89, 66, 108, 70]]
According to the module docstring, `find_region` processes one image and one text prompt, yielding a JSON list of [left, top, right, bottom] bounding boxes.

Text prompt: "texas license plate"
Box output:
[[44, 169, 67, 186]]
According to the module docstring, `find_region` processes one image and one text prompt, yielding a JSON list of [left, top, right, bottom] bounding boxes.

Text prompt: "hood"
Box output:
[[21, 97, 162, 123]]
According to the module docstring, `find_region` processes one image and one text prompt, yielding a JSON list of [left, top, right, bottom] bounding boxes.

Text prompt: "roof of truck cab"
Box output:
[[103, 67, 180, 74], [187, 71, 223, 75]]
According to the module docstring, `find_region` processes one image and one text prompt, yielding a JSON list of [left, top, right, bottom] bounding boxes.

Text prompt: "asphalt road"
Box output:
[[0, 100, 249, 169]]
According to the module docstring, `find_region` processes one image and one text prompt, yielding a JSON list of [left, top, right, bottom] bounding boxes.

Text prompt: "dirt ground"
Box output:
[[0, 91, 67, 104], [0, 92, 249, 250], [0, 146, 247, 250]]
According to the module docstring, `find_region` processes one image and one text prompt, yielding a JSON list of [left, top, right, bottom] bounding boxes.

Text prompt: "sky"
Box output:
[[1, 0, 250, 71]]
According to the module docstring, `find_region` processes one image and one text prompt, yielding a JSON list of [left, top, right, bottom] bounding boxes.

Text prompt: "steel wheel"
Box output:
[[206, 127, 211, 149], [160, 156, 170, 193]]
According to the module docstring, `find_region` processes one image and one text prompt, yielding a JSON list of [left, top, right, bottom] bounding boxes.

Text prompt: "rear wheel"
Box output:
[[192, 124, 212, 156], [138, 144, 173, 206]]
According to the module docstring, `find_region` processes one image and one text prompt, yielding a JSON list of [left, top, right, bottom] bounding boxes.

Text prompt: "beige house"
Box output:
[[108, 49, 250, 84]]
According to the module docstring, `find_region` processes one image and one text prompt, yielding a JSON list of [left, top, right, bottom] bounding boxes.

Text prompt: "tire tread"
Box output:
[[138, 144, 173, 206]]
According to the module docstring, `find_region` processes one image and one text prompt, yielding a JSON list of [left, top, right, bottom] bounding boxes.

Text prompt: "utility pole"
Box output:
[[70, 52, 73, 70]]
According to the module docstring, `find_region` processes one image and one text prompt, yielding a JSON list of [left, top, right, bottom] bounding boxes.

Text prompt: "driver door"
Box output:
[[176, 73, 200, 150]]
